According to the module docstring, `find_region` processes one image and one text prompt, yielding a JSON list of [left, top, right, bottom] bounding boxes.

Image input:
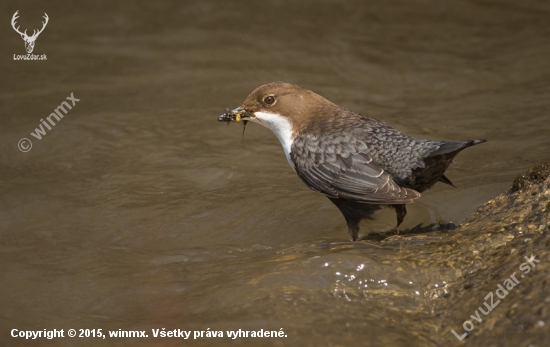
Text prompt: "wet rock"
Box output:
[[510, 161, 550, 193], [441, 162, 550, 345]]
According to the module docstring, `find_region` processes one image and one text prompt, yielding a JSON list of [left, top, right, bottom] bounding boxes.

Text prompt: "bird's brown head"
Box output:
[[218, 82, 340, 134]]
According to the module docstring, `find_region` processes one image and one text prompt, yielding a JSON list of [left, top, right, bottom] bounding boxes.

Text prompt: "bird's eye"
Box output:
[[264, 95, 275, 105]]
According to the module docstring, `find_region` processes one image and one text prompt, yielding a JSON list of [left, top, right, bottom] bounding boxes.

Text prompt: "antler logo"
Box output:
[[11, 10, 49, 54]]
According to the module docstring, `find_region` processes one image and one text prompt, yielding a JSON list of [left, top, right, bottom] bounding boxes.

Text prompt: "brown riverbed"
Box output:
[[1, 0, 550, 346]]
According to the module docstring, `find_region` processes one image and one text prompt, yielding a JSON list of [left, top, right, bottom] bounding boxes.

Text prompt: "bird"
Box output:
[[218, 82, 486, 241]]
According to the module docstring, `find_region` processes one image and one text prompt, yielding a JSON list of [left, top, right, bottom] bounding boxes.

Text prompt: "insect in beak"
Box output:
[[218, 108, 253, 145]]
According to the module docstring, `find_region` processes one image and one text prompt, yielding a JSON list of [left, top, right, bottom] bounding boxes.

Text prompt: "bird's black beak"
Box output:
[[218, 107, 253, 123]]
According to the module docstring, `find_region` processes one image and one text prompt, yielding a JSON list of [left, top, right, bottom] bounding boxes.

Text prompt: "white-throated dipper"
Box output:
[[218, 82, 486, 241]]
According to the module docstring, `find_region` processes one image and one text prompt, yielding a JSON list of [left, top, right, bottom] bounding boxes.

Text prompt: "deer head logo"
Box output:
[[11, 11, 49, 54]]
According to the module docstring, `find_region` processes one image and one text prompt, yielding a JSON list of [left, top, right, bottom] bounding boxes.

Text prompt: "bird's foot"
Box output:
[[381, 228, 400, 237]]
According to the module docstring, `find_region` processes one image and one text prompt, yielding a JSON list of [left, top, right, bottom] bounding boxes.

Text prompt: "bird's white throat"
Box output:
[[252, 111, 295, 170]]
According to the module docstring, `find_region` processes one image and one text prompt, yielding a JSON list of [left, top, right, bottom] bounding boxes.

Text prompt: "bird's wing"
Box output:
[[290, 132, 420, 204]]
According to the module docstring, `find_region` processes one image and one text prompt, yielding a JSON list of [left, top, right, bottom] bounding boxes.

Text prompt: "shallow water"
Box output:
[[1, 0, 550, 346]]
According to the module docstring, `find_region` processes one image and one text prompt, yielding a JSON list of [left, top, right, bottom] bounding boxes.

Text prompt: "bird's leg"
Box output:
[[327, 197, 377, 241], [394, 204, 407, 228], [347, 220, 360, 241]]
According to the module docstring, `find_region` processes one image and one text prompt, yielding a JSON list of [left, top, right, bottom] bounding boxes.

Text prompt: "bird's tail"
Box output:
[[427, 139, 486, 158], [405, 139, 486, 191], [428, 139, 486, 187]]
